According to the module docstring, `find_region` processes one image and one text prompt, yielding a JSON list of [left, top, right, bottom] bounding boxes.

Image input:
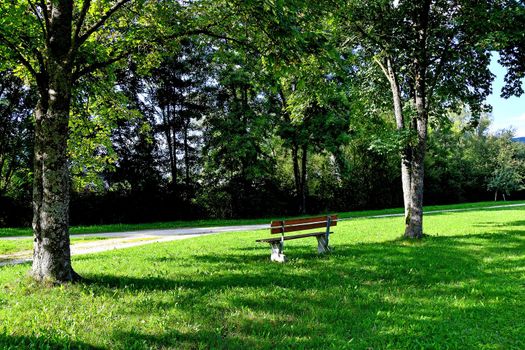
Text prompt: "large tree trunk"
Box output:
[[383, 56, 425, 238], [32, 1, 78, 283], [385, 58, 412, 219], [32, 98, 76, 282], [404, 116, 426, 238], [404, 53, 428, 239]]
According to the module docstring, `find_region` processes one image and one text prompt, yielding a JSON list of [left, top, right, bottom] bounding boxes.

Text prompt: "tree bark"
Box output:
[[291, 143, 301, 211], [404, 113, 427, 239], [0, 155, 6, 194], [183, 117, 190, 186], [163, 106, 177, 186], [32, 99, 77, 282], [291, 142, 308, 214], [300, 144, 308, 214], [31, 1, 79, 283], [385, 57, 412, 219]]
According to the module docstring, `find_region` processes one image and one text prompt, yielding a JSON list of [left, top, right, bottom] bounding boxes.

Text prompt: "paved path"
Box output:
[[1, 224, 268, 240], [1, 203, 523, 266], [362, 202, 525, 219], [0, 225, 267, 266]]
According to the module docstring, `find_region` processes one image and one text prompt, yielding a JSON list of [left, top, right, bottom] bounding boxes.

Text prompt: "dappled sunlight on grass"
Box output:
[[0, 207, 524, 349]]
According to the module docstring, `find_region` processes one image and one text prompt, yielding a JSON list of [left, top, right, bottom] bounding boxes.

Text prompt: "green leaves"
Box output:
[[0, 70, 34, 199], [487, 133, 525, 197], [368, 128, 418, 155], [69, 78, 141, 192]]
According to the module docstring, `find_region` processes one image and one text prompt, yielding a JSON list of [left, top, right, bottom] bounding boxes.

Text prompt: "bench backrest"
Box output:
[[270, 215, 338, 234]]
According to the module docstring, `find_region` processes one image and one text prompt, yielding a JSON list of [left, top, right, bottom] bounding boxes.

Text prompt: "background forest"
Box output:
[[1, 1, 524, 228]]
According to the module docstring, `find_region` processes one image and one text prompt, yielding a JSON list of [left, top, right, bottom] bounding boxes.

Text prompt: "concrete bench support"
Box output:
[[270, 242, 286, 263], [316, 235, 330, 253]]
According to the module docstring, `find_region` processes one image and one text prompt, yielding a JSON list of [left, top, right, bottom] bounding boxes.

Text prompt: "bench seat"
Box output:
[[257, 215, 337, 262], [256, 231, 332, 243]]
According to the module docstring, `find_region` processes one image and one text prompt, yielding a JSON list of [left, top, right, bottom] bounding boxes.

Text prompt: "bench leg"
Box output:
[[316, 235, 331, 253], [270, 242, 286, 263]]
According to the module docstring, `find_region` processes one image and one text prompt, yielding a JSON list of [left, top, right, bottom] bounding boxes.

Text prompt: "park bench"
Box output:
[[256, 215, 337, 262]]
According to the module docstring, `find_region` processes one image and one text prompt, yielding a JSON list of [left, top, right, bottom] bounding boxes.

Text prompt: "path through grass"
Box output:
[[0, 205, 523, 349], [1, 200, 523, 237], [0, 236, 110, 255]]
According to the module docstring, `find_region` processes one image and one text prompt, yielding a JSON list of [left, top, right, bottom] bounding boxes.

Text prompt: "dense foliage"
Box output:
[[0, 0, 524, 229], [1, 68, 524, 227]]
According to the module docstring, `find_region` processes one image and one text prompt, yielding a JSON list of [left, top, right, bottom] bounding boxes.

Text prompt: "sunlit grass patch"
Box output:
[[0, 205, 524, 349]]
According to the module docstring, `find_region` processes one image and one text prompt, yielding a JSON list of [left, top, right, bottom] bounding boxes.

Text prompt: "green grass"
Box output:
[[1, 199, 524, 237], [0, 205, 524, 349]]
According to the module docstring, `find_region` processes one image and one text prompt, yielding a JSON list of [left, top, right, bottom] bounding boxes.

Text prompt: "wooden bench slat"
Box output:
[[270, 215, 337, 234], [256, 231, 333, 243]]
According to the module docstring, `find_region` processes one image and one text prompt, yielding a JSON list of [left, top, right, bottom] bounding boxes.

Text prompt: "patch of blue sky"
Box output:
[[486, 52, 525, 137]]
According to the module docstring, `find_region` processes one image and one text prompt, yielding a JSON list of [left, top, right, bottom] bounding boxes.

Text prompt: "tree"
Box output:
[[335, 0, 493, 238], [68, 73, 141, 193], [0, 70, 35, 199], [490, 0, 525, 98], [200, 51, 278, 218], [0, 0, 146, 282], [276, 56, 351, 214], [148, 39, 210, 192], [487, 131, 525, 201], [104, 62, 162, 195]]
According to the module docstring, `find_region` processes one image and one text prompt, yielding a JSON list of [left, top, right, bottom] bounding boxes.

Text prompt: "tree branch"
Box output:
[[34, 48, 46, 78], [426, 37, 454, 109], [39, 0, 50, 38], [28, 0, 47, 40], [72, 51, 129, 82], [73, 0, 92, 48], [374, 56, 393, 84], [77, 0, 131, 47], [0, 32, 38, 78], [183, 29, 253, 48], [158, 10, 258, 53]]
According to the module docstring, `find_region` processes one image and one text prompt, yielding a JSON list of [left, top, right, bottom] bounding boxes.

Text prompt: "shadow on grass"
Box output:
[[474, 220, 525, 228], [0, 333, 101, 350], [73, 229, 525, 349], [113, 328, 274, 350]]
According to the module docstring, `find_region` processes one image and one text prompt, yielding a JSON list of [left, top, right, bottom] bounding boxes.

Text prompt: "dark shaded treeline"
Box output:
[[1, 60, 524, 228]]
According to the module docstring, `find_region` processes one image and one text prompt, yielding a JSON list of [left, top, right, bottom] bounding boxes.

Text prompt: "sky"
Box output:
[[486, 53, 525, 137]]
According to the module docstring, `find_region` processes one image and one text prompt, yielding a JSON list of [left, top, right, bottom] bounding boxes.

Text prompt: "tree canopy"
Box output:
[[0, 0, 524, 282]]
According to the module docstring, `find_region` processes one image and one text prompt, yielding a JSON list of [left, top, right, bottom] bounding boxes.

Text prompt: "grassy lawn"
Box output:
[[0, 205, 524, 349], [1, 199, 524, 237]]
